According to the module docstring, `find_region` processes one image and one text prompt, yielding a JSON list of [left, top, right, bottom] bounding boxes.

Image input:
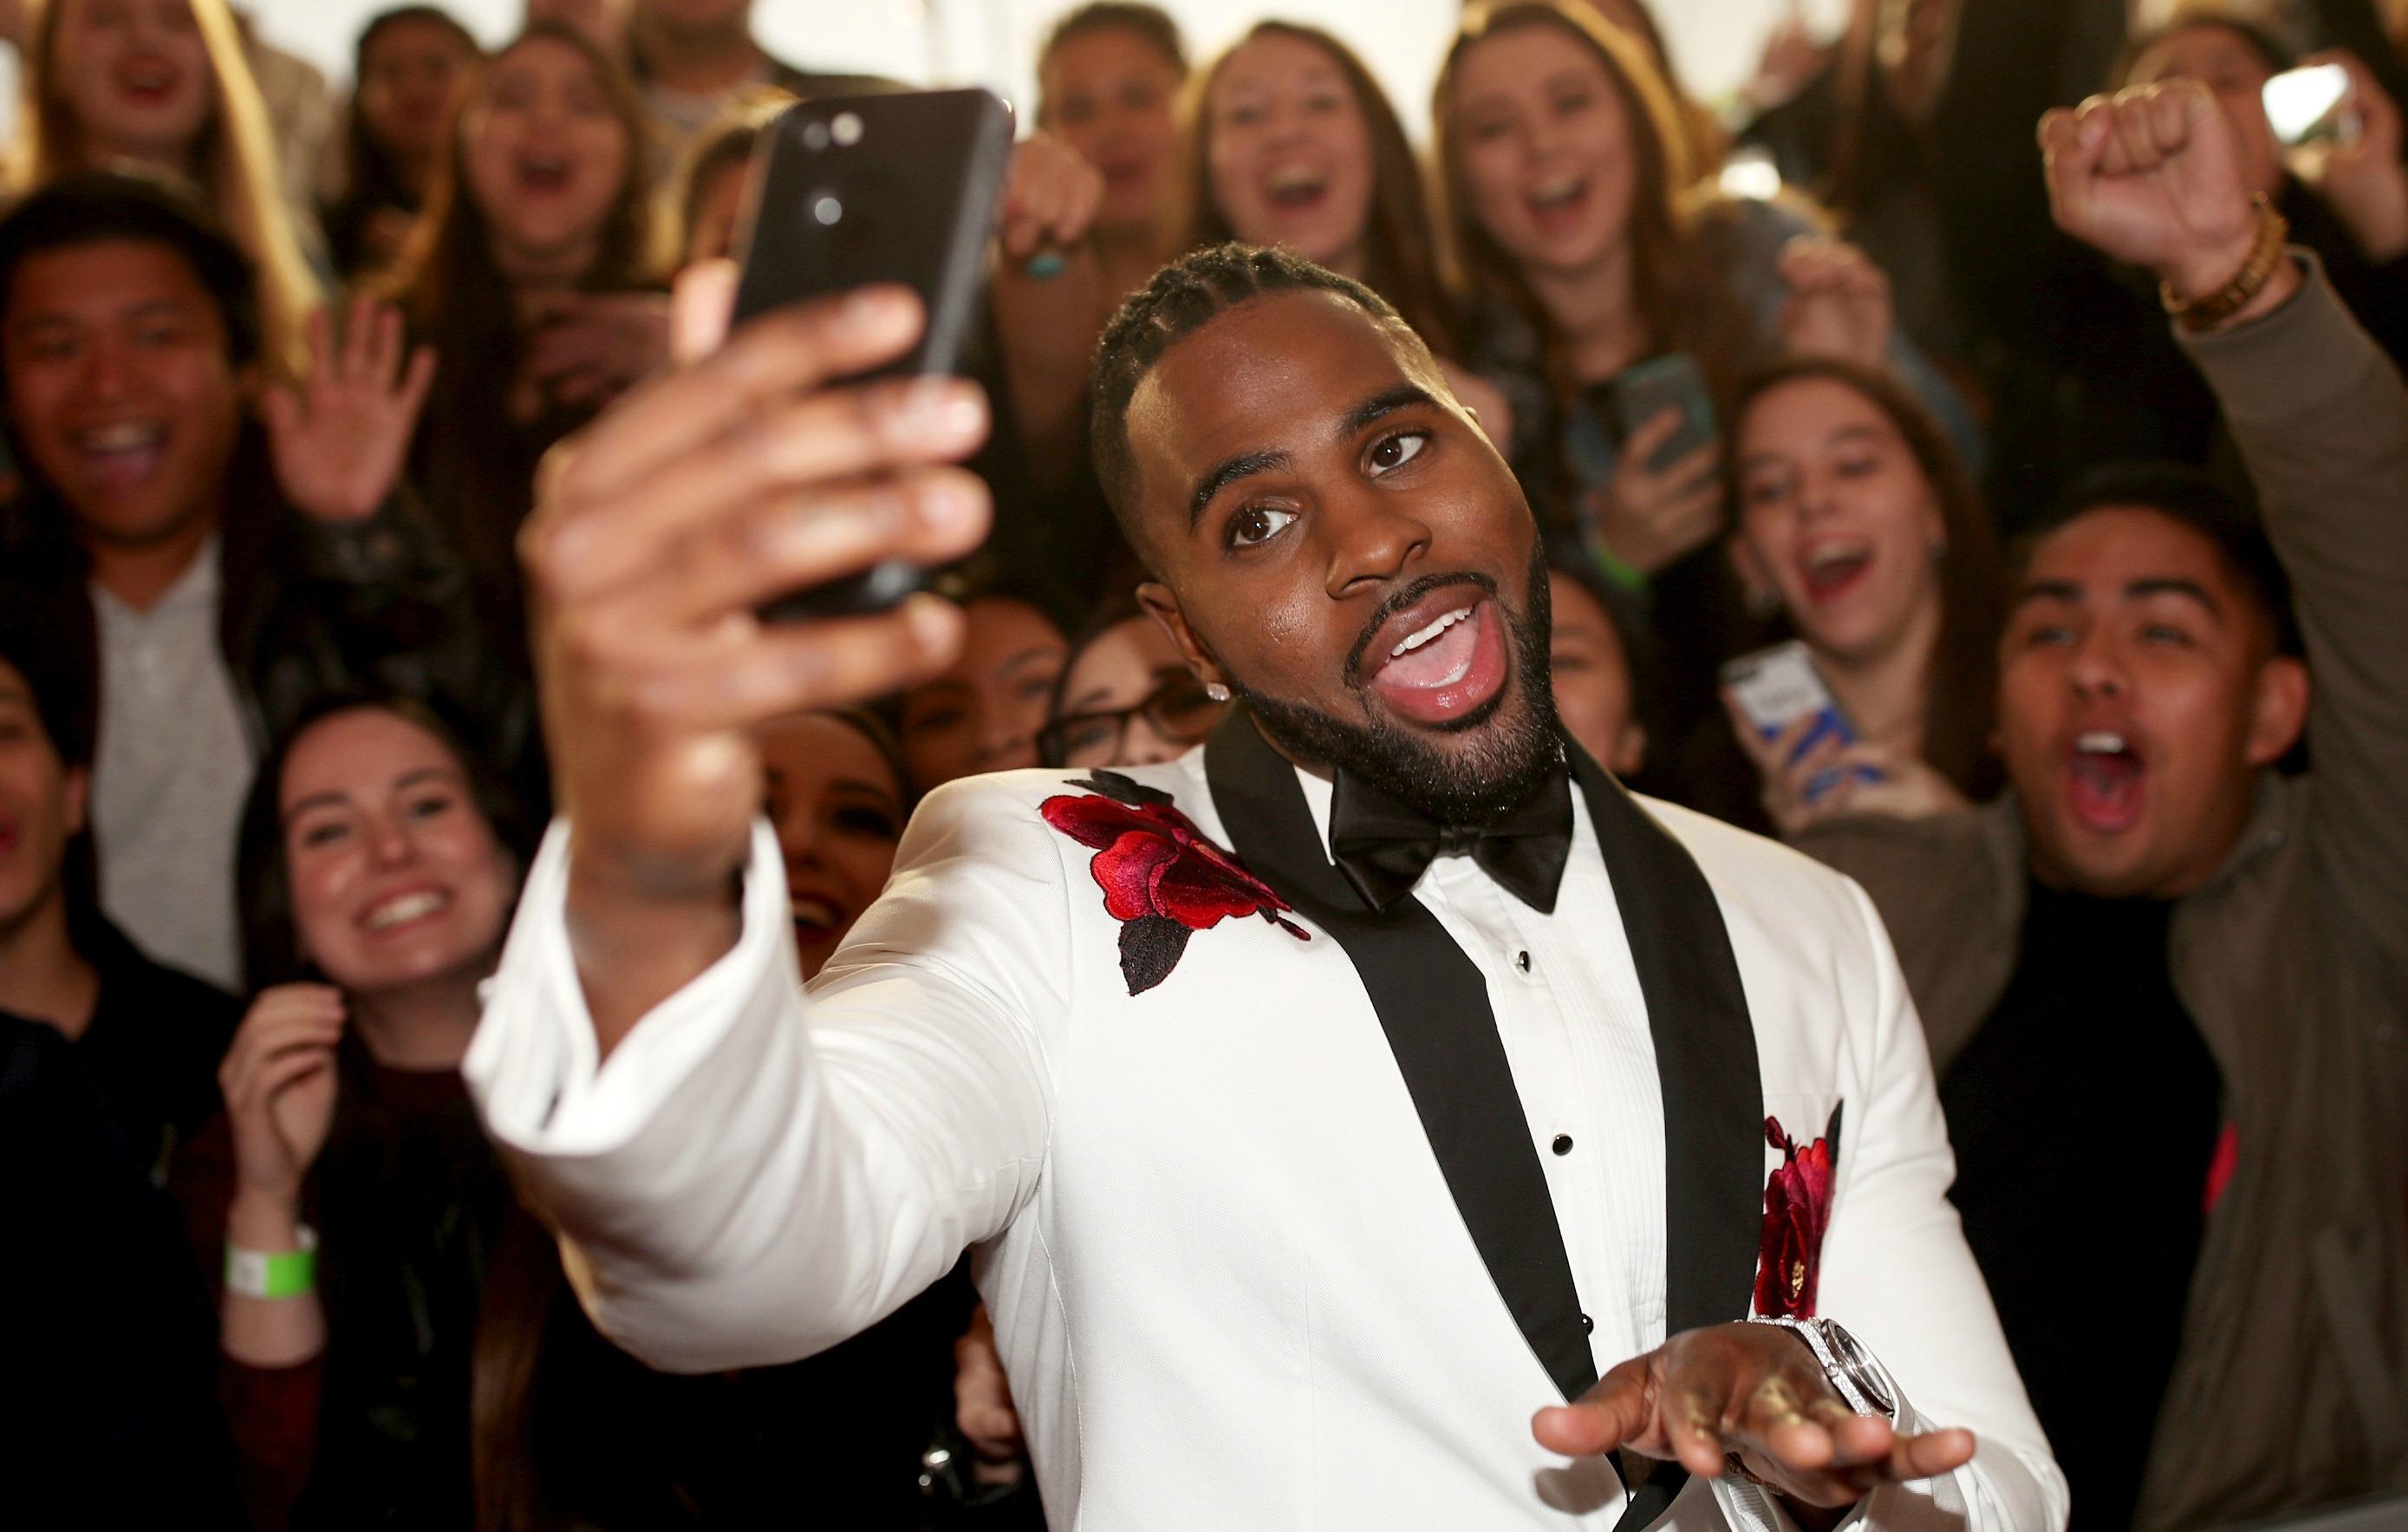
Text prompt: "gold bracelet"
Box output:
[[2159, 197, 2290, 332]]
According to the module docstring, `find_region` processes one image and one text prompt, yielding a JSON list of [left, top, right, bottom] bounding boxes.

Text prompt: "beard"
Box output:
[[1239, 549, 1564, 826]]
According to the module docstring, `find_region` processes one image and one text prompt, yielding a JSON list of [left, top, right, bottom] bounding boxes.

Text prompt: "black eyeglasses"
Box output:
[[1038, 675, 1227, 767]]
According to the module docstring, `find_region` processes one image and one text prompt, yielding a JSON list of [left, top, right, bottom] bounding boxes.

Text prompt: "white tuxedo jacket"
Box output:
[[468, 717, 2066, 1530]]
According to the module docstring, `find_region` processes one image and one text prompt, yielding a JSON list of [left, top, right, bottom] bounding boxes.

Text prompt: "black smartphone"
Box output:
[[1602, 352, 1716, 473], [730, 88, 1015, 622]]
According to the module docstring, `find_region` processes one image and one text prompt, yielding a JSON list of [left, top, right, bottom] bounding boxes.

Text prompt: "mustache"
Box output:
[[1343, 570, 1500, 690]]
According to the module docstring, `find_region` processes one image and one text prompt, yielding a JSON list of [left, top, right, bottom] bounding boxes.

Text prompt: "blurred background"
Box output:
[[227, 0, 1860, 140]]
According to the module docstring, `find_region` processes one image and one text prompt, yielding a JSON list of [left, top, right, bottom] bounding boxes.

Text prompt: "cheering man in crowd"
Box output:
[[1799, 79, 2408, 1530], [464, 213, 2064, 1527], [0, 176, 509, 992]]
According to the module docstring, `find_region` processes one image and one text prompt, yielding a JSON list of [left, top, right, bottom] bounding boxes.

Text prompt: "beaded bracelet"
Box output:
[[2160, 197, 2290, 332]]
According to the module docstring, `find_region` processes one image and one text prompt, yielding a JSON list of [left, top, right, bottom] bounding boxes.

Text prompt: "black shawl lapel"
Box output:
[[1205, 707, 1598, 1405], [1566, 746, 1764, 1531]]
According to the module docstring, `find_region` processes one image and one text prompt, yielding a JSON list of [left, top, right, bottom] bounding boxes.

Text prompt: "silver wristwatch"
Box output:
[[1748, 1316, 1898, 1420]]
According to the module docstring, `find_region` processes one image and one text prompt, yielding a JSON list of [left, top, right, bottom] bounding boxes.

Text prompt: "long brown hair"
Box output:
[[1173, 20, 1457, 356], [1434, 0, 1757, 402], [1728, 356, 2004, 799], [388, 22, 658, 581], [12, 0, 320, 382]]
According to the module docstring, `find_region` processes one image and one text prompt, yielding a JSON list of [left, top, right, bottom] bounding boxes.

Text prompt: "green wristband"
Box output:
[[225, 1225, 318, 1299], [1590, 544, 1650, 596]]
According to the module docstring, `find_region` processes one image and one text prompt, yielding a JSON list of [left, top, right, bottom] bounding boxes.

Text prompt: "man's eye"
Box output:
[[2022, 623, 2075, 648], [2141, 623, 2194, 647], [1368, 431, 1429, 473], [1229, 505, 1298, 547]]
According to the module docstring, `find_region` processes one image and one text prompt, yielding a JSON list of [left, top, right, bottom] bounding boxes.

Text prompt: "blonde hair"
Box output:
[[13, 0, 322, 382]]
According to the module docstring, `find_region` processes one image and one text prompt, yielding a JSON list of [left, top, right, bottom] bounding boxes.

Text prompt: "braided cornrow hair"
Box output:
[[1090, 242, 1416, 557]]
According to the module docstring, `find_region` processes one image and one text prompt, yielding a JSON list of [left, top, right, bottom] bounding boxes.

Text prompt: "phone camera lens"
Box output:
[[832, 112, 863, 147], [811, 194, 843, 225], [801, 120, 830, 151]]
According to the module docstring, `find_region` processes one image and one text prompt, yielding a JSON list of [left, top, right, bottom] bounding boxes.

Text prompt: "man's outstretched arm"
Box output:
[[465, 267, 1050, 1370]]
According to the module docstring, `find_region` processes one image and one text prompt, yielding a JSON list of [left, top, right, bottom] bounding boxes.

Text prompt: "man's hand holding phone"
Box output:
[[521, 264, 992, 1056]]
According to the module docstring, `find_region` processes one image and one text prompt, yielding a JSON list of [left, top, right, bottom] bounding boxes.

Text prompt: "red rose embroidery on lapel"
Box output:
[[1754, 1105, 1842, 1320], [1040, 770, 1308, 996]]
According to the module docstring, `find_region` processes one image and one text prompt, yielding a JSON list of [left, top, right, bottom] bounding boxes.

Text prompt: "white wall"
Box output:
[[242, 0, 1853, 142]]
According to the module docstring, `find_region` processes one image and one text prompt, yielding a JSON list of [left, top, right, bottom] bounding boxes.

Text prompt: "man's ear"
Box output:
[[1137, 579, 1229, 694], [2244, 655, 2309, 767], [62, 762, 88, 839]]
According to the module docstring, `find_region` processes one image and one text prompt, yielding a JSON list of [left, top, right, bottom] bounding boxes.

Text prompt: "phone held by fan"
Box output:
[[729, 87, 1015, 623], [2263, 62, 2353, 147], [1602, 352, 1717, 473], [1722, 640, 1883, 805]]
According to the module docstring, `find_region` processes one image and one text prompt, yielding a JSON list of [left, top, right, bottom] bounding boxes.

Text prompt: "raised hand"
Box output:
[[522, 263, 991, 1053], [2297, 50, 2408, 264], [1534, 1322, 1976, 1514], [1776, 237, 1894, 371], [996, 131, 1106, 266], [220, 983, 346, 1213], [1585, 408, 1723, 577], [1724, 693, 1966, 836], [2040, 81, 2268, 302], [265, 293, 437, 522]]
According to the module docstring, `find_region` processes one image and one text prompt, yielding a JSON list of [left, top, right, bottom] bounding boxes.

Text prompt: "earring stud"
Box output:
[[1204, 681, 1231, 703]]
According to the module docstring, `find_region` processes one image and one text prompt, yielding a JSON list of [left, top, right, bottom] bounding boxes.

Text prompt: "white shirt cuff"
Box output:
[[465, 817, 797, 1157]]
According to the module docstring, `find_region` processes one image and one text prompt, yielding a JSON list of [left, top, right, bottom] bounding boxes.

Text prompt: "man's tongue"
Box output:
[[83, 439, 165, 497], [2066, 750, 2144, 832]]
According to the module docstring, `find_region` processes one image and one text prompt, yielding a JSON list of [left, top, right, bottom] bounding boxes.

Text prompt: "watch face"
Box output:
[[1822, 1323, 1896, 1416]]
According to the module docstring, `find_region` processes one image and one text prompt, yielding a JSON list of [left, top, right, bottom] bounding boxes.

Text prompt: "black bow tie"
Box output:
[[1328, 761, 1575, 915]]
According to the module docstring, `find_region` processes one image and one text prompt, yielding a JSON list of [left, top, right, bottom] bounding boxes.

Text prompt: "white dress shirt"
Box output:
[[468, 751, 2066, 1530]]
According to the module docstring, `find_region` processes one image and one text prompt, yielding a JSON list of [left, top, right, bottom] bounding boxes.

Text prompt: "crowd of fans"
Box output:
[[1, 0, 2403, 1528]]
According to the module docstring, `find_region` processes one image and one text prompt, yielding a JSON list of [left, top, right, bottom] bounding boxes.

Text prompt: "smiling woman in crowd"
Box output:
[[1434, 0, 1979, 557], [1038, 597, 1227, 771], [203, 695, 532, 1528], [10, 0, 322, 382], [759, 710, 914, 981], [1178, 18, 1513, 436], [390, 21, 664, 624], [1715, 355, 2003, 833], [895, 593, 1071, 792], [1037, 2, 1189, 301], [320, 4, 480, 278]]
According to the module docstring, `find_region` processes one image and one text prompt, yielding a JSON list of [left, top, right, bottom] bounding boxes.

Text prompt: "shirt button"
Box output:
[[1552, 1134, 1573, 1156], [1514, 950, 1532, 973], [1579, 1313, 1593, 1333]]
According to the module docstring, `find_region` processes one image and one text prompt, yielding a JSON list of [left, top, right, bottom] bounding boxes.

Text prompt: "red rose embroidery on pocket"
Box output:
[[1754, 1104, 1843, 1320], [1040, 771, 1307, 995]]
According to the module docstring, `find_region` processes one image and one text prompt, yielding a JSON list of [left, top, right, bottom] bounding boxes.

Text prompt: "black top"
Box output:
[[1941, 879, 2223, 1532], [69, 916, 238, 1183], [0, 1013, 242, 1528], [294, 1046, 965, 1530]]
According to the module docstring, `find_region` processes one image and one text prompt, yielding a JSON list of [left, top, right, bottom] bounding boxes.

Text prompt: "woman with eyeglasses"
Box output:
[[1038, 600, 1230, 770]]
